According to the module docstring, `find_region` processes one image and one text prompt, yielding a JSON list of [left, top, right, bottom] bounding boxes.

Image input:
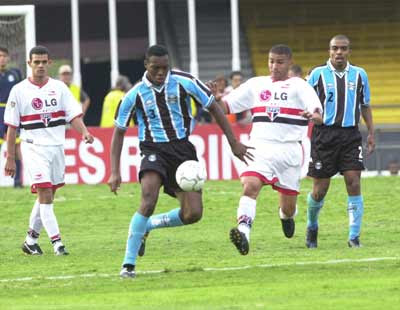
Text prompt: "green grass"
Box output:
[[1, 177, 400, 309]]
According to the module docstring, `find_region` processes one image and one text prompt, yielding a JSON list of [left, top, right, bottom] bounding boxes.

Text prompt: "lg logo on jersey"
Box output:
[[259, 90, 287, 102], [31, 98, 58, 110]]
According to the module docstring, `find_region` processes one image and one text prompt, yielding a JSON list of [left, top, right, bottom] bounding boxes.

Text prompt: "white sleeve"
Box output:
[[223, 79, 254, 114], [62, 83, 83, 122], [4, 86, 20, 128], [297, 79, 323, 114]]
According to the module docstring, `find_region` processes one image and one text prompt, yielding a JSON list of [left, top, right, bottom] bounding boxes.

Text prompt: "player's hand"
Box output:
[[107, 173, 122, 195], [366, 133, 375, 155], [4, 157, 16, 178], [206, 81, 222, 101], [83, 132, 94, 144], [300, 110, 323, 125], [231, 140, 255, 165]]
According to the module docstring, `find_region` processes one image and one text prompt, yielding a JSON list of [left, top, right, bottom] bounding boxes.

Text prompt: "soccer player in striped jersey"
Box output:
[[4, 46, 94, 256], [210, 44, 323, 255], [108, 45, 253, 278], [305, 35, 375, 248]]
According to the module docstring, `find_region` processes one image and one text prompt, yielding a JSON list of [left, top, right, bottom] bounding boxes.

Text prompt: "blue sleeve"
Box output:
[[307, 69, 319, 89], [114, 87, 138, 130], [359, 69, 370, 106], [176, 75, 214, 108]]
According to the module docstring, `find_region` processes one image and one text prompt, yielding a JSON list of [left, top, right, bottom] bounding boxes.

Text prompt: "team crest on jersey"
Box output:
[[145, 100, 153, 105], [348, 82, 355, 90], [266, 106, 280, 121], [168, 95, 178, 103], [48, 90, 56, 96], [31, 98, 43, 110], [259, 90, 272, 101], [40, 113, 52, 127]]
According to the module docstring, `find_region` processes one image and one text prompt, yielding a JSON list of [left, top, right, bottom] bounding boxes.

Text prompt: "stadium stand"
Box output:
[[240, 0, 400, 124], [159, 0, 253, 82]]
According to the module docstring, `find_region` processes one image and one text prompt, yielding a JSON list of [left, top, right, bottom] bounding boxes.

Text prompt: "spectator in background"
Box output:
[[223, 71, 251, 124], [100, 75, 132, 128], [288, 64, 303, 78], [0, 46, 23, 187], [58, 64, 91, 116]]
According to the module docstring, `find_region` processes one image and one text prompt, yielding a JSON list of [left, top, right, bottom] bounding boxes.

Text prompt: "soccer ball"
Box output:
[[175, 160, 207, 192]]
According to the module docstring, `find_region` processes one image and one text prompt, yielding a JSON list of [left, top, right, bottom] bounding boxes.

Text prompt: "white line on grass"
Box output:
[[0, 256, 397, 283]]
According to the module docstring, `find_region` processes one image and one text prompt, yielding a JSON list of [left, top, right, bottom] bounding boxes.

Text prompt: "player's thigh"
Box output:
[[20, 142, 52, 184], [139, 171, 163, 213], [339, 129, 364, 172], [240, 176, 263, 198], [176, 191, 203, 212]]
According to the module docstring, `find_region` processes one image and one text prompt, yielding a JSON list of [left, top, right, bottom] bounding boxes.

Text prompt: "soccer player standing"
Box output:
[[108, 45, 253, 277], [210, 44, 323, 255], [0, 46, 23, 187], [4, 46, 94, 255], [305, 35, 375, 248]]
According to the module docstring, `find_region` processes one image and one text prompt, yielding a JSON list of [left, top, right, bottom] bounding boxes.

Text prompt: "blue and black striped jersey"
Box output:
[[115, 70, 214, 142], [307, 61, 370, 127]]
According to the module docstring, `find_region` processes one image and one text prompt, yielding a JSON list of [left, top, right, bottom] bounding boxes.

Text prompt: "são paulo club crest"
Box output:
[[266, 106, 280, 121], [31, 98, 43, 110], [40, 113, 52, 127], [259, 90, 272, 101]]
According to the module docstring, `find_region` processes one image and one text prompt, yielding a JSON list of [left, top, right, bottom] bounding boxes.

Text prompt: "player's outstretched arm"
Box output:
[[70, 116, 94, 144], [208, 101, 254, 164], [107, 127, 125, 195], [361, 105, 375, 155], [4, 126, 17, 177]]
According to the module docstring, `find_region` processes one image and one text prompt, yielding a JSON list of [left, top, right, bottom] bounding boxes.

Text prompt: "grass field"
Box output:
[[1, 177, 399, 309]]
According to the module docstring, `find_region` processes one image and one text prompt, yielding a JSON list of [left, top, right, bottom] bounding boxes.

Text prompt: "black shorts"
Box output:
[[139, 138, 198, 197], [308, 125, 364, 178]]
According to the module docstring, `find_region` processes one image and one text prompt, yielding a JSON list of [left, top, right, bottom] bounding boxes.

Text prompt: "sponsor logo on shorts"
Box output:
[[34, 173, 42, 180], [148, 154, 157, 162], [259, 90, 272, 101], [315, 161, 322, 170], [31, 98, 43, 110]]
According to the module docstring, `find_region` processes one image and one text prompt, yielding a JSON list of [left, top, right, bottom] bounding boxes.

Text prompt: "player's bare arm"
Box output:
[[4, 126, 17, 177], [361, 105, 375, 155], [70, 116, 94, 143], [107, 127, 125, 194], [300, 108, 323, 125], [208, 101, 254, 164]]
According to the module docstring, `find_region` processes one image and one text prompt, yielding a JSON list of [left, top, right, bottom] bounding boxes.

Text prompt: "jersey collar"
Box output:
[[142, 71, 170, 92], [327, 60, 349, 78]]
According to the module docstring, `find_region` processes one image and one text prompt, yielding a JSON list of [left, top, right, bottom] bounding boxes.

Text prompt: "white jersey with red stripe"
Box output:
[[4, 77, 82, 146], [223, 76, 322, 143]]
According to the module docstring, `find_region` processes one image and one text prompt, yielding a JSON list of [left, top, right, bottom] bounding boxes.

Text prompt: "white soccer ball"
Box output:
[[175, 160, 207, 192]]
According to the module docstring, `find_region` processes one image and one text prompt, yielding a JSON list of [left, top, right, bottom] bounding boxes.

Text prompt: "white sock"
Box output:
[[237, 196, 256, 241], [39, 203, 61, 241], [279, 206, 298, 219], [25, 199, 42, 245]]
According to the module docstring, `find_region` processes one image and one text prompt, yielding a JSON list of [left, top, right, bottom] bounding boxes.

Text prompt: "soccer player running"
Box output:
[[305, 35, 375, 248], [0, 46, 23, 187], [108, 45, 253, 278], [4, 46, 94, 255], [209, 44, 323, 255]]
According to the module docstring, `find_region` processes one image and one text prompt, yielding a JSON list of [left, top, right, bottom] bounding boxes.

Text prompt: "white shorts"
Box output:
[[21, 142, 65, 193], [241, 139, 304, 195]]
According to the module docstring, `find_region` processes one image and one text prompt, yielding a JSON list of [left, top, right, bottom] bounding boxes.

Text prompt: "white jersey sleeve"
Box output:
[[4, 85, 21, 128], [60, 82, 83, 122], [296, 78, 322, 114], [223, 78, 255, 113]]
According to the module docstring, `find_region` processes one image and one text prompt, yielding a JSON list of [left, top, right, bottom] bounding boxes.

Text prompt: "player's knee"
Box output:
[[346, 178, 361, 195], [181, 207, 203, 224], [242, 182, 261, 199], [312, 189, 327, 202], [140, 191, 158, 215]]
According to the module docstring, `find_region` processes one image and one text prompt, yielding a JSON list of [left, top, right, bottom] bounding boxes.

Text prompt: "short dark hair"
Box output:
[[0, 46, 9, 54], [289, 64, 303, 76], [29, 45, 50, 60], [145, 44, 168, 60], [269, 44, 292, 58], [329, 34, 351, 48], [230, 70, 243, 79]]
